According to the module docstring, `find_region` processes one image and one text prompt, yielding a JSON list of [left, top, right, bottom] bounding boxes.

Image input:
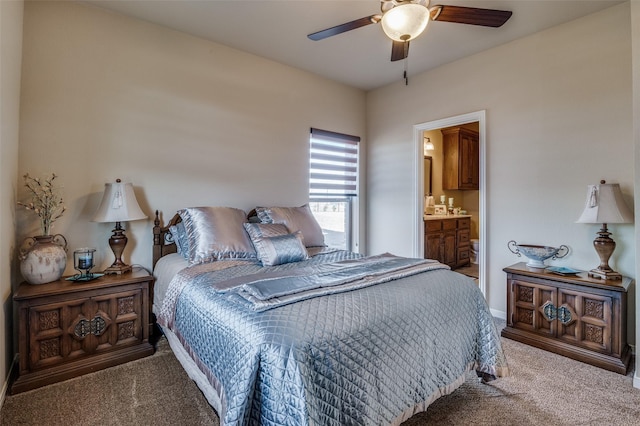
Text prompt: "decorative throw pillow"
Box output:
[[243, 223, 290, 241], [247, 230, 309, 266], [169, 221, 189, 259], [255, 204, 325, 248], [178, 207, 257, 264]]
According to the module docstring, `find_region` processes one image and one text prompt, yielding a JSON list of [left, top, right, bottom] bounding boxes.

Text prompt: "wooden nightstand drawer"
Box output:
[[12, 269, 155, 394]]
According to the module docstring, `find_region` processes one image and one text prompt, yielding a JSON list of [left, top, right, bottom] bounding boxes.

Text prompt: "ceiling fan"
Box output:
[[308, 0, 512, 62]]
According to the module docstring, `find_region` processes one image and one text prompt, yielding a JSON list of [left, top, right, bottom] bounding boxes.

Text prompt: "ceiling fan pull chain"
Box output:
[[404, 55, 409, 85]]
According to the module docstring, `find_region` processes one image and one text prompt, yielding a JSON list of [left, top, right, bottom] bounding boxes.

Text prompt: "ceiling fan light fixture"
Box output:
[[381, 3, 429, 42]]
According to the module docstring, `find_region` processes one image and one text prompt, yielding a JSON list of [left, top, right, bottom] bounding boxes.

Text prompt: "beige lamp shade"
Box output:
[[92, 179, 146, 275], [93, 180, 147, 223], [576, 182, 633, 224]]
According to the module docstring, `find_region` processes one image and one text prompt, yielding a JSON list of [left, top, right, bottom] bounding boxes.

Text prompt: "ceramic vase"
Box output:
[[19, 234, 68, 284]]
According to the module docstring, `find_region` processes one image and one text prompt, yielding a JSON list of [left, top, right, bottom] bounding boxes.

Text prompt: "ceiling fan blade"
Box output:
[[391, 40, 409, 62], [430, 5, 512, 28], [308, 14, 381, 41]]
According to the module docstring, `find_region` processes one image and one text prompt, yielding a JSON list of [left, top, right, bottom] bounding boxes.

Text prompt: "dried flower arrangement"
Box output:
[[17, 173, 66, 236]]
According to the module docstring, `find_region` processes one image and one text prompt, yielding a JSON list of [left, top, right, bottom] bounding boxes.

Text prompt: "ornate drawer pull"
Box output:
[[74, 315, 108, 338], [542, 301, 572, 325], [542, 301, 557, 321]]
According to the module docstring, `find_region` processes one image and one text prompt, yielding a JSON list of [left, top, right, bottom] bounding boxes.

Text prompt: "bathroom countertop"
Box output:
[[423, 214, 472, 221]]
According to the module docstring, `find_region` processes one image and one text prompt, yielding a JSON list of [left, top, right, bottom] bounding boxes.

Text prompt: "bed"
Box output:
[[151, 205, 508, 426]]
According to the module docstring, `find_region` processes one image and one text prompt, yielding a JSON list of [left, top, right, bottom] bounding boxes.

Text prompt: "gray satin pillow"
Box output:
[[243, 223, 290, 241], [247, 231, 309, 266], [255, 204, 325, 248], [169, 221, 189, 260], [179, 207, 257, 264]]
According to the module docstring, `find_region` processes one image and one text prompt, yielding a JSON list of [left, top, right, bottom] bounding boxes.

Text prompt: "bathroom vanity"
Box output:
[[424, 215, 471, 268]]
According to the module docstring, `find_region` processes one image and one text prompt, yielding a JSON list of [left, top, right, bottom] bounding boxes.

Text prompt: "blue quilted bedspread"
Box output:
[[158, 250, 508, 426]]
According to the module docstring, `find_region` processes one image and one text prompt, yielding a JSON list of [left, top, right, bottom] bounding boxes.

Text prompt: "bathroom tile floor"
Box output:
[[455, 263, 479, 279]]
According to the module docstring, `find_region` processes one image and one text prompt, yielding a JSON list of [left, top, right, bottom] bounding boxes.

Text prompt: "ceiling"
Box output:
[[82, 0, 624, 91]]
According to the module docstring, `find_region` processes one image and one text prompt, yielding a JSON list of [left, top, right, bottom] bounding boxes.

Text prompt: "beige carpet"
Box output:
[[1, 336, 219, 426], [2, 321, 639, 425]]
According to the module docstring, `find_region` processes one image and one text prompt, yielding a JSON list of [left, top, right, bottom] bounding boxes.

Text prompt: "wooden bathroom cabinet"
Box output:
[[441, 127, 479, 190]]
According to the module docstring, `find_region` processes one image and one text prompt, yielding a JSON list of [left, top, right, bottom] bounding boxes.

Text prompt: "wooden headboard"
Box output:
[[152, 210, 181, 270]]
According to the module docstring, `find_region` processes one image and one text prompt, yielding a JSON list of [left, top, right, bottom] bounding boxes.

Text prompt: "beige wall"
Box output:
[[0, 0, 24, 403], [17, 1, 366, 277], [367, 3, 635, 340]]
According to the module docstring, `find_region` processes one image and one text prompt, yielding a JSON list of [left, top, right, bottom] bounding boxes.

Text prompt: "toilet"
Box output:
[[471, 239, 480, 264]]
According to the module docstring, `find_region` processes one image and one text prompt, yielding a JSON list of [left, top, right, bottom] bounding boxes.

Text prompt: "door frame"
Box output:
[[412, 110, 487, 295]]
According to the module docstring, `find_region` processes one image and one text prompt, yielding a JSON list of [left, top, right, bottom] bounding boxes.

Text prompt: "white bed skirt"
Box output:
[[162, 327, 223, 419]]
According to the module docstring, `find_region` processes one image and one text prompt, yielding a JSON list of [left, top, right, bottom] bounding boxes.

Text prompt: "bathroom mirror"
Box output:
[[424, 156, 432, 196]]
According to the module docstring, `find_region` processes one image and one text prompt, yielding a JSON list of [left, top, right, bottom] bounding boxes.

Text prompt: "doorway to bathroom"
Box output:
[[412, 111, 487, 295]]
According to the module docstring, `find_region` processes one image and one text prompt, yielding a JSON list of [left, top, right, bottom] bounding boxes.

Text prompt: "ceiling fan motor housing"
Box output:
[[381, 0, 430, 13]]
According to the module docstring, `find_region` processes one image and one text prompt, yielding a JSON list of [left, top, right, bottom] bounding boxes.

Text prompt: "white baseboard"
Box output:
[[634, 372, 640, 389], [0, 354, 18, 411], [490, 308, 506, 320]]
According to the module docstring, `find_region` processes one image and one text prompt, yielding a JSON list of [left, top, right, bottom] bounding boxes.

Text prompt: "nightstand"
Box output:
[[502, 262, 631, 374], [11, 268, 155, 394]]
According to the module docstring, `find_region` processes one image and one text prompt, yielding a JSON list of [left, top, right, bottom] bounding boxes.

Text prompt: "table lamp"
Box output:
[[92, 179, 147, 274], [576, 180, 633, 280]]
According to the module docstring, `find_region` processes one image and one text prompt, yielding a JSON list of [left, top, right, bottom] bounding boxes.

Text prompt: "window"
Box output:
[[309, 128, 360, 251]]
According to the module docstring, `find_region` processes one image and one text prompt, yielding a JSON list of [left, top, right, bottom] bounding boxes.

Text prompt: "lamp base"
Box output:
[[588, 224, 622, 281], [103, 221, 132, 275], [588, 267, 622, 281], [103, 263, 132, 275]]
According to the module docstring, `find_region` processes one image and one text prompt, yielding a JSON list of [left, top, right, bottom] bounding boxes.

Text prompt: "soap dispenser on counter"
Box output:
[[424, 195, 435, 215]]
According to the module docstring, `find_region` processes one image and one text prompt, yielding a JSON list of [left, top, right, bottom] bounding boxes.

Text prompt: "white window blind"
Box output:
[[309, 128, 360, 197]]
